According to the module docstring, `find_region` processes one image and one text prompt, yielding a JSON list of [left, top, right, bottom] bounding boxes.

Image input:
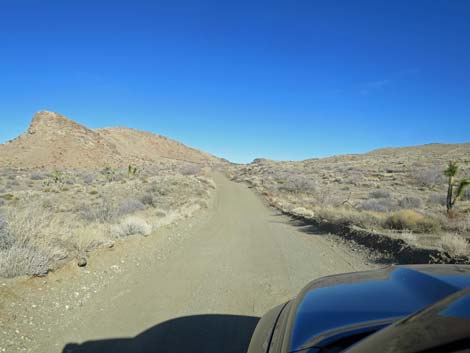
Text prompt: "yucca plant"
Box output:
[[127, 164, 138, 178], [103, 166, 116, 182], [51, 169, 64, 184], [444, 161, 470, 213]]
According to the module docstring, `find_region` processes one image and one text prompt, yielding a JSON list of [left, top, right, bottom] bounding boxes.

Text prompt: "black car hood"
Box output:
[[288, 265, 470, 352], [344, 287, 470, 353]]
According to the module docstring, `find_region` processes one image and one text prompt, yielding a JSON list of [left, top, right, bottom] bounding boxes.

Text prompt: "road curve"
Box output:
[[30, 174, 372, 353]]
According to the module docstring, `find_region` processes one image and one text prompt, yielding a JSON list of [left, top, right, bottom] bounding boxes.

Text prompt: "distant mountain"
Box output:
[[279, 143, 470, 164], [0, 111, 224, 169]]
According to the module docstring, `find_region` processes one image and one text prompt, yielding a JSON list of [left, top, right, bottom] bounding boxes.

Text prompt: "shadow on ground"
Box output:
[[62, 314, 259, 353]]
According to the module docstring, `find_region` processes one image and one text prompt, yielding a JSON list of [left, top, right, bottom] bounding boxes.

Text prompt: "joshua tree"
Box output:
[[444, 161, 470, 213]]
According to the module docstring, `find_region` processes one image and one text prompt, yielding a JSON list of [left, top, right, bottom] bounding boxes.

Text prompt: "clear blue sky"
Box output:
[[1, 0, 469, 163]]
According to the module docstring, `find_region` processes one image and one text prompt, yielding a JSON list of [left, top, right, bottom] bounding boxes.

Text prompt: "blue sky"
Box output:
[[0, 0, 469, 163]]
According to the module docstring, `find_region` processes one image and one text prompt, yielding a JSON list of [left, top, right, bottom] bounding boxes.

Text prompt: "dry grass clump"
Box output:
[[317, 206, 385, 229], [438, 234, 469, 257], [0, 164, 216, 278], [291, 207, 314, 218], [112, 217, 152, 238], [384, 210, 440, 233]]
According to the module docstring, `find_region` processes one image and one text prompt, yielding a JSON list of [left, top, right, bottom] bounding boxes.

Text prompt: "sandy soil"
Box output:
[[0, 174, 374, 353]]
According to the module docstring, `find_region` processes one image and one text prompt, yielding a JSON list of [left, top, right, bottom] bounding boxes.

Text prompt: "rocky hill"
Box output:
[[0, 111, 224, 169]]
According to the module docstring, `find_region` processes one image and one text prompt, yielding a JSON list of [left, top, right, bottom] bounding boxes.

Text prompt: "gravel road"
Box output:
[[1, 174, 373, 353]]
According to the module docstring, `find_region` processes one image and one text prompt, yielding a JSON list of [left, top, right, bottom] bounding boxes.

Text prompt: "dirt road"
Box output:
[[2, 175, 372, 353]]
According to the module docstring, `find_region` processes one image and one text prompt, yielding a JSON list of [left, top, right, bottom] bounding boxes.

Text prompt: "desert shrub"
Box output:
[[197, 177, 216, 189], [140, 193, 155, 207], [82, 173, 95, 185], [72, 225, 114, 253], [368, 189, 391, 199], [180, 164, 202, 176], [155, 210, 167, 218], [112, 217, 151, 237], [279, 175, 317, 194], [438, 234, 469, 257], [5, 206, 50, 243], [398, 231, 418, 245], [399, 196, 423, 209], [360, 198, 396, 212], [0, 199, 4, 207], [76, 204, 96, 222], [89, 190, 98, 195], [438, 213, 470, 234], [118, 198, 145, 216], [428, 193, 446, 206], [414, 167, 445, 187], [292, 207, 314, 218], [31, 171, 46, 180], [385, 210, 440, 233], [0, 244, 52, 277], [145, 181, 159, 194], [64, 178, 75, 185], [78, 198, 117, 223], [316, 206, 384, 229], [0, 206, 62, 278], [94, 198, 117, 223], [6, 180, 19, 189], [462, 188, 470, 201], [345, 173, 363, 186], [197, 199, 209, 209], [0, 214, 14, 250]]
